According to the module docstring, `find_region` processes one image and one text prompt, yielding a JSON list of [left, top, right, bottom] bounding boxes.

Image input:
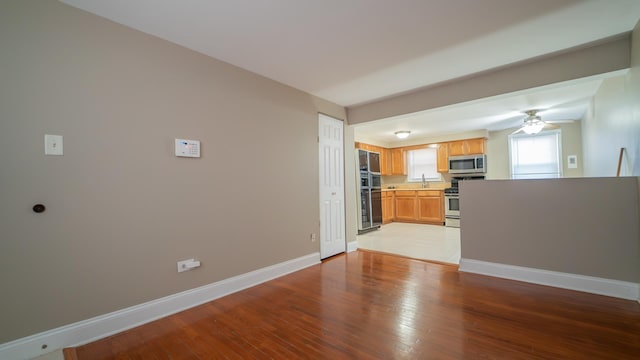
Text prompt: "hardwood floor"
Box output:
[[65, 251, 640, 359]]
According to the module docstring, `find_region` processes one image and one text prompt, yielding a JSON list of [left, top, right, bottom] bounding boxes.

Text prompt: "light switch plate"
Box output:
[[45, 134, 63, 155], [567, 155, 577, 169]]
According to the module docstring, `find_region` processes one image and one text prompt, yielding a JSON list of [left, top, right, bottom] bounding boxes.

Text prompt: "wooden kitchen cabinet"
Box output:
[[392, 190, 444, 225], [416, 190, 444, 224], [393, 190, 416, 222], [448, 138, 486, 156], [465, 138, 485, 154], [390, 148, 407, 175], [382, 191, 394, 224], [380, 148, 392, 175], [448, 141, 466, 156], [355, 142, 372, 151], [436, 143, 449, 173]]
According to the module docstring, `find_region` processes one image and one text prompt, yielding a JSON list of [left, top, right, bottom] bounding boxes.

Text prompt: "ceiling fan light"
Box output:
[[521, 111, 545, 135], [395, 131, 411, 139], [522, 121, 544, 135]]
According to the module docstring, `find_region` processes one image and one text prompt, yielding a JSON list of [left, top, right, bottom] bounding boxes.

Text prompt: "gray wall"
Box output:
[[460, 178, 639, 282], [467, 23, 640, 283], [344, 125, 358, 245], [0, 1, 344, 343]]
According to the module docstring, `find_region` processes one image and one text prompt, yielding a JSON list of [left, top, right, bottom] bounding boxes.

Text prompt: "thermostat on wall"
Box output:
[[175, 139, 201, 158]]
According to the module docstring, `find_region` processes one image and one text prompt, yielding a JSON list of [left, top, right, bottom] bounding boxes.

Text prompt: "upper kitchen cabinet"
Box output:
[[436, 143, 449, 173], [390, 148, 407, 175], [448, 138, 486, 156], [466, 138, 486, 154], [380, 148, 392, 175]]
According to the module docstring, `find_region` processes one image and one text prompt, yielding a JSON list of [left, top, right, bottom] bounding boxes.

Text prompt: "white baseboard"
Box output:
[[0, 252, 321, 360], [459, 258, 640, 301], [347, 241, 358, 253]]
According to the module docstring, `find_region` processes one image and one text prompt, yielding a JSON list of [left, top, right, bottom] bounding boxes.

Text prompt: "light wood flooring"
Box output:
[[357, 222, 460, 264], [65, 251, 640, 359]]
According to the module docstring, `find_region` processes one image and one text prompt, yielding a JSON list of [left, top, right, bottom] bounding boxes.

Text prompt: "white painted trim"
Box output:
[[0, 252, 320, 360], [347, 241, 358, 252], [459, 258, 640, 301]]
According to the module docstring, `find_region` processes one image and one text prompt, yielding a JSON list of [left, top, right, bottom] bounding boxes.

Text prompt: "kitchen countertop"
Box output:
[[381, 187, 446, 191]]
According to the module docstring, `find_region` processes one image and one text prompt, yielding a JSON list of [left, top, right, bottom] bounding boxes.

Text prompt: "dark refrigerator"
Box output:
[[357, 149, 382, 234]]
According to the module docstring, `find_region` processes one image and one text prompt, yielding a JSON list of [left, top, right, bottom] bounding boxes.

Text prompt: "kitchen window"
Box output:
[[407, 148, 440, 182], [509, 130, 562, 179]]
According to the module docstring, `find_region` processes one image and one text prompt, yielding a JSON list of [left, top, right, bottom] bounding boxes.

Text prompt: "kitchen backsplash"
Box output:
[[382, 175, 451, 189]]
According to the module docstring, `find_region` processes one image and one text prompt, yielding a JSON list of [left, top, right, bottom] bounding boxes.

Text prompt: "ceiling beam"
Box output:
[[347, 34, 631, 125]]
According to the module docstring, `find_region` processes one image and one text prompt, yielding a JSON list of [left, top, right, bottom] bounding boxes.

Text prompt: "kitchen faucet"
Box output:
[[422, 174, 428, 188]]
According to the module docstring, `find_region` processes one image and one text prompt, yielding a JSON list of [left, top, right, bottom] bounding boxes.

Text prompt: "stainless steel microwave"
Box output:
[[448, 154, 487, 174]]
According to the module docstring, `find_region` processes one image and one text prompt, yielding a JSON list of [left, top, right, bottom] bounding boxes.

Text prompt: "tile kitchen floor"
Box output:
[[356, 222, 460, 264]]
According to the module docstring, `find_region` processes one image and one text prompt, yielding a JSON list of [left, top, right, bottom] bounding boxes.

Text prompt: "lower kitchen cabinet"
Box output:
[[417, 190, 444, 223], [392, 190, 444, 225], [382, 191, 394, 224], [394, 191, 416, 222]]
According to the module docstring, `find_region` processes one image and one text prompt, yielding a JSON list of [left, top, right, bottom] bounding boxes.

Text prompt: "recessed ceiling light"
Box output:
[[395, 131, 411, 139]]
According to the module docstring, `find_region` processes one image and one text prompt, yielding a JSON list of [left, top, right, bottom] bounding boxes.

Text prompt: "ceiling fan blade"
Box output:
[[542, 122, 560, 130], [510, 127, 525, 135], [545, 119, 575, 124]]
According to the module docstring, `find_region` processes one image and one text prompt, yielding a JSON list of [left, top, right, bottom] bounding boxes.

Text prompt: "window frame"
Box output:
[[406, 147, 441, 182], [508, 129, 563, 179]]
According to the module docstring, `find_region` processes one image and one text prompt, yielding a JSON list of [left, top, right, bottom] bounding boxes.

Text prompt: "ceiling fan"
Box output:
[[511, 109, 565, 135]]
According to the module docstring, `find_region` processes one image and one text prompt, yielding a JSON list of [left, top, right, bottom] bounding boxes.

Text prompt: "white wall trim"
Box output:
[[347, 241, 358, 252], [0, 252, 320, 360], [459, 258, 640, 301]]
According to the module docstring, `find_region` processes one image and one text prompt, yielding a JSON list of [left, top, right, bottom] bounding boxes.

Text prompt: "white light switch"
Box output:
[[45, 134, 63, 155]]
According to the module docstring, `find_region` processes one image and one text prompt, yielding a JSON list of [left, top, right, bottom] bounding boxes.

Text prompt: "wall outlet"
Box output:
[[177, 258, 201, 273], [310, 233, 317, 242]]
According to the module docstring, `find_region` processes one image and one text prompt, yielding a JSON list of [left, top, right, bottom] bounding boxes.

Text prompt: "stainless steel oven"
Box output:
[[445, 194, 460, 218], [444, 176, 484, 228], [444, 193, 460, 227]]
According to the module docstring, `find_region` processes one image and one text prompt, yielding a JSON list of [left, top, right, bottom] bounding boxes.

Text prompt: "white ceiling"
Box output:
[[61, 0, 640, 139], [352, 73, 622, 144]]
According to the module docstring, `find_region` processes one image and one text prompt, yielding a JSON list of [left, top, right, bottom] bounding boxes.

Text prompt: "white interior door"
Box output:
[[318, 114, 346, 259]]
